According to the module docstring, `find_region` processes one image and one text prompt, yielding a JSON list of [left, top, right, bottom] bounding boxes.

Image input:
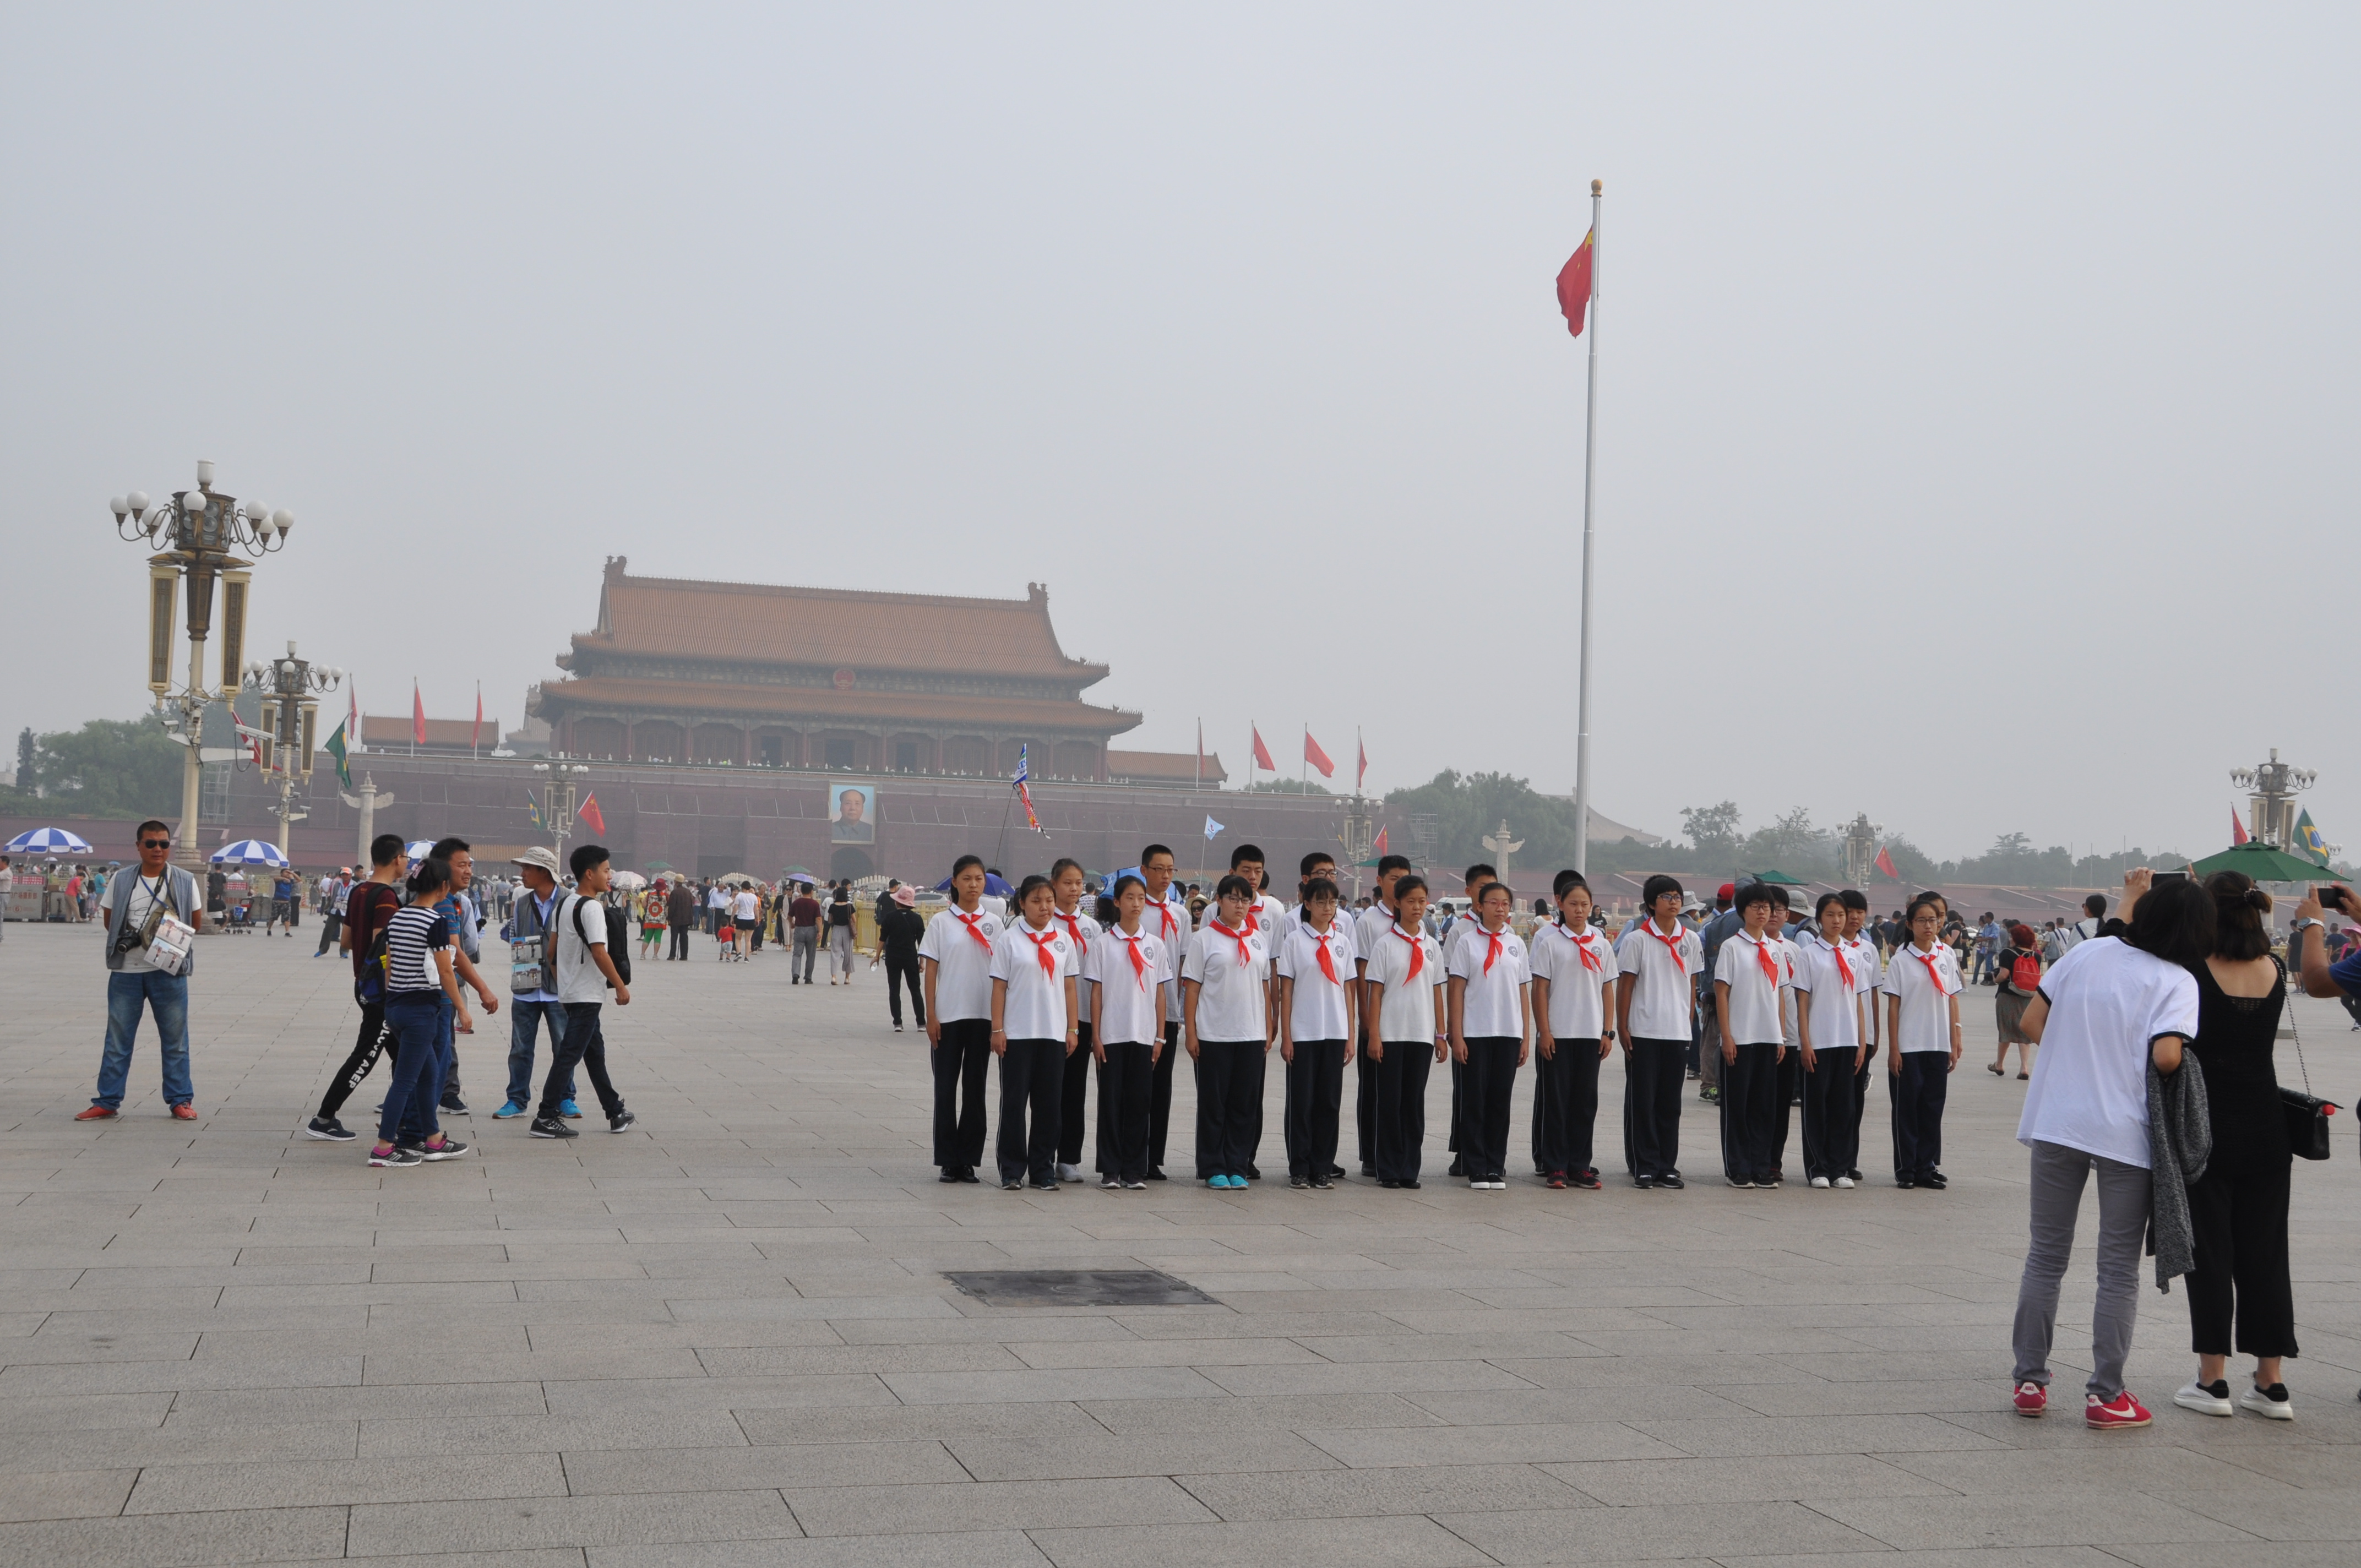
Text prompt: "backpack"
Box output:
[[570, 895, 633, 987], [2009, 950, 2042, 993]]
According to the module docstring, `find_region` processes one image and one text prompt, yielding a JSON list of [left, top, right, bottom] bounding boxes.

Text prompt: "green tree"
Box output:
[[1679, 801, 1742, 858], [7, 718, 184, 818], [13, 727, 33, 796]]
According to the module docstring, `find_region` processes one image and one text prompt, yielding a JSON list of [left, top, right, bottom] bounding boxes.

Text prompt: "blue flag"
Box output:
[[1204, 814, 1225, 840]]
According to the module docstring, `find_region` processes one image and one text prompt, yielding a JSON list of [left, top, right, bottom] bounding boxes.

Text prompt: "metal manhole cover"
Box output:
[[944, 1269, 1220, 1307]]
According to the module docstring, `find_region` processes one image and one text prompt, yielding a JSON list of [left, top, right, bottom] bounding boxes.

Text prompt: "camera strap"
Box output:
[[132, 874, 172, 948]]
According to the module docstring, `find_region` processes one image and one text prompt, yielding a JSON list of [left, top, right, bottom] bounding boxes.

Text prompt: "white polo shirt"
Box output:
[[1354, 903, 1400, 974], [1049, 907, 1102, 1025], [988, 917, 1078, 1040], [1715, 929, 1790, 1046], [1140, 891, 1190, 1024], [1363, 922, 1444, 1041], [1529, 921, 1618, 1039], [1614, 919, 1703, 1041], [1446, 923, 1528, 1039], [917, 905, 1004, 1022], [1182, 919, 1271, 1042], [1087, 926, 1168, 1046], [1277, 920, 1358, 1041], [2016, 935, 2200, 1169], [1791, 932, 1863, 1054], [1880, 940, 1963, 1053]]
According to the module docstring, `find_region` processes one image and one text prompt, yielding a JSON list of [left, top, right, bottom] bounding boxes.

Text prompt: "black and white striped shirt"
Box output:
[[383, 905, 451, 994]]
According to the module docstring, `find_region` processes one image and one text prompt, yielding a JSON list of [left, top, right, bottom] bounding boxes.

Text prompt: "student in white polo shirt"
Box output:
[[1353, 855, 1413, 1178], [1441, 862, 1495, 1180], [1277, 875, 1357, 1190], [1529, 870, 1618, 1189], [1713, 884, 1791, 1189], [1794, 891, 1870, 1189], [1135, 844, 1190, 1181], [1614, 874, 1704, 1189], [1087, 874, 1168, 1189], [1047, 858, 1103, 1185], [1840, 889, 1884, 1182], [1363, 875, 1448, 1189], [1881, 892, 1964, 1189], [988, 874, 1080, 1191], [1447, 879, 1529, 1190], [918, 855, 1003, 1185], [1183, 874, 1275, 1189]]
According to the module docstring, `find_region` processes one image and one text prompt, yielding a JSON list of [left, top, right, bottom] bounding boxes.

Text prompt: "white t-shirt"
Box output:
[[100, 872, 175, 973], [1363, 922, 1444, 1041], [2016, 936, 2199, 1169], [1528, 922, 1618, 1039], [1277, 921, 1358, 1041], [1140, 892, 1190, 1023], [1715, 929, 1791, 1046], [554, 893, 611, 1004], [1614, 920, 1704, 1041], [1446, 923, 1528, 1039], [1182, 920, 1271, 1041], [1791, 933, 1864, 1055], [1086, 927, 1168, 1046], [988, 918, 1078, 1040], [732, 890, 759, 920], [1880, 941, 1963, 1053], [1049, 908, 1102, 1025], [707, 886, 729, 909], [917, 906, 1004, 1022]]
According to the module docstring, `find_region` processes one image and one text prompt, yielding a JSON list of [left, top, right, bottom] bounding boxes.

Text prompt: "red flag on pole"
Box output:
[[1874, 845, 1899, 879], [1372, 826, 1389, 856], [1356, 732, 1367, 792], [578, 792, 606, 836], [471, 683, 483, 753], [2230, 809, 2249, 846], [412, 681, 426, 748], [1196, 719, 1204, 787], [1557, 228, 1595, 337], [1250, 725, 1275, 772], [1303, 729, 1335, 778]]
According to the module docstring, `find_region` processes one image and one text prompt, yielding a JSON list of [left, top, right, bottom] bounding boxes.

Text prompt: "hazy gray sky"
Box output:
[[6, 4, 2353, 861]]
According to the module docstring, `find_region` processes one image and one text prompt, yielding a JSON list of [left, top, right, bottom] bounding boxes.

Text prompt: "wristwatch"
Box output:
[[2291, 918, 2324, 937]]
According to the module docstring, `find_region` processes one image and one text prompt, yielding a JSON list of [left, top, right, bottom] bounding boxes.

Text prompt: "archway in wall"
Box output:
[[830, 846, 874, 880]]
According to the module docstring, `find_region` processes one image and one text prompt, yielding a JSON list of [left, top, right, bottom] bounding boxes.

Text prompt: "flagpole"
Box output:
[[1571, 177, 1602, 878], [1301, 723, 1308, 788]]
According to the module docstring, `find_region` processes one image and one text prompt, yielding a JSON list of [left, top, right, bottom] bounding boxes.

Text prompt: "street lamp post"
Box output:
[[240, 641, 344, 858], [1840, 813, 1884, 887], [109, 461, 299, 872], [2229, 749, 2318, 850], [531, 754, 587, 869]]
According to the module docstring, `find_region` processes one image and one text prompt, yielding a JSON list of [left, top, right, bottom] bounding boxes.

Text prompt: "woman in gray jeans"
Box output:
[[2005, 870, 2210, 1431]]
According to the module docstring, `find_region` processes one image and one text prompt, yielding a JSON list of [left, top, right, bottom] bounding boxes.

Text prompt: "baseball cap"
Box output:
[[1716, 883, 1736, 900], [513, 846, 562, 878]]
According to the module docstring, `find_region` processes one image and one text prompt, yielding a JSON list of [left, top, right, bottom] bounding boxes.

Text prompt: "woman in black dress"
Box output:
[[2172, 871, 2299, 1422]]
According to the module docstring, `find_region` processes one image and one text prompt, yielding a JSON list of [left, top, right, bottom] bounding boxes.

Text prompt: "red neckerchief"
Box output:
[[1827, 936, 1854, 990], [1907, 943, 1957, 997], [1021, 924, 1060, 978], [1640, 918, 1688, 973], [1113, 928, 1150, 989], [1056, 910, 1089, 952], [1481, 923, 1509, 974], [951, 907, 993, 954], [1149, 897, 1179, 944], [1305, 924, 1342, 986], [1561, 921, 1604, 973], [1392, 923, 1425, 982], [1209, 918, 1253, 967], [1740, 930, 1779, 986]]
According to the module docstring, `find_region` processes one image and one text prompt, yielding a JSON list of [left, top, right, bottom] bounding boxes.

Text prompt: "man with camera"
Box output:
[[78, 819, 205, 1121]]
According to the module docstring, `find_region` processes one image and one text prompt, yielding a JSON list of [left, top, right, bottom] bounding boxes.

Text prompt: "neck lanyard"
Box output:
[[1392, 923, 1425, 982], [1209, 918, 1253, 966], [952, 908, 993, 952], [1022, 924, 1060, 977]]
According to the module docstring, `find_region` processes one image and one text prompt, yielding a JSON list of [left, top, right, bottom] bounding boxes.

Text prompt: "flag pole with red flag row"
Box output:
[[1563, 179, 1603, 875]]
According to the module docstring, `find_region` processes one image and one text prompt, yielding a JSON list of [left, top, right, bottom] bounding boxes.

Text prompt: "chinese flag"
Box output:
[[2231, 809, 2249, 846], [1557, 228, 1595, 337], [1303, 730, 1335, 779], [578, 792, 606, 836], [471, 684, 483, 750], [412, 681, 427, 746], [1372, 826, 1389, 856], [1250, 725, 1275, 772], [1356, 736, 1367, 791], [1874, 845, 1899, 879]]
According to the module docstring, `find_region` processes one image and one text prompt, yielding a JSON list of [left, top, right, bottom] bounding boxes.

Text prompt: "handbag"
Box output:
[[2276, 959, 2337, 1160]]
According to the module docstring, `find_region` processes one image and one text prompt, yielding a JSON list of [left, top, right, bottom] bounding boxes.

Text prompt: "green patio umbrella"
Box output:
[[645, 861, 673, 872], [2185, 841, 2341, 883], [1740, 868, 1808, 885]]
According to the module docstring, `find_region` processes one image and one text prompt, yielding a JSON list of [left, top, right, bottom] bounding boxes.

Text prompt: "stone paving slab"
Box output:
[[2, 921, 2359, 1565]]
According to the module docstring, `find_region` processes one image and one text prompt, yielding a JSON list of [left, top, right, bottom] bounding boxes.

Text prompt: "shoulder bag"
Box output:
[[2275, 956, 2337, 1160]]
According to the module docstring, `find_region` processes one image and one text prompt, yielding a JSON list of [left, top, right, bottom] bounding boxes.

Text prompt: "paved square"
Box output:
[[3, 922, 2357, 1567]]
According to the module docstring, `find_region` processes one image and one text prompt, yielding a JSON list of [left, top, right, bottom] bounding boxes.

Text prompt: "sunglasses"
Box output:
[[140, 839, 171, 849]]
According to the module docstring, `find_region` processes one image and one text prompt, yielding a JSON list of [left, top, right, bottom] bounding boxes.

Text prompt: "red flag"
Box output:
[[1250, 725, 1275, 772], [578, 792, 606, 836], [1874, 845, 1899, 879], [1373, 826, 1388, 856], [2230, 809, 2249, 846], [1303, 729, 1335, 779], [471, 684, 483, 751], [1356, 733, 1367, 791], [1557, 228, 1595, 337], [412, 681, 426, 746], [1196, 718, 1204, 786]]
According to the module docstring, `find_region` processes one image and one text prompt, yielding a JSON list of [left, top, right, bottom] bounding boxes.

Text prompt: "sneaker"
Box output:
[[1122, 1178, 1148, 1190], [1546, 1172, 1568, 1189], [1310, 1176, 1332, 1190], [1756, 1175, 1782, 1189], [2085, 1390, 2152, 1430], [170, 1103, 198, 1120], [1399, 1178, 1421, 1190], [305, 1117, 356, 1142], [939, 1169, 964, 1183], [1728, 1176, 1755, 1189], [2174, 1379, 2234, 1417], [1846, 1167, 1863, 1181], [1056, 1162, 1084, 1183], [1834, 1175, 1856, 1189], [1572, 1170, 1601, 1190], [369, 1144, 422, 1168], [1102, 1175, 1120, 1189], [1921, 1173, 1949, 1190], [1809, 1175, 1831, 1189], [559, 1099, 583, 1119], [1634, 1173, 1655, 1190], [493, 1101, 529, 1120], [955, 1168, 980, 1184], [529, 1116, 579, 1139], [439, 1097, 470, 1117], [1291, 1176, 1310, 1189], [1030, 1180, 1059, 1192], [1145, 1168, 1168, 1182], [73, 1105, 118, 1121], [2013, 1380, 2048, 1417], [1657, 1173, 1685, 1190], [1699, 1086, 1721, 1103], [1896, 1178, 1916, 1189], [417, 1137, 470, 1161], [2239, 1382, 2295, 1420], [1002, 1179, 1023, 1191], [608, 1108, 636, 1134]]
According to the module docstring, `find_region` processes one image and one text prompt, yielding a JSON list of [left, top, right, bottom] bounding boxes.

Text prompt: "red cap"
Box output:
[[1716, 883, 1736, 900]]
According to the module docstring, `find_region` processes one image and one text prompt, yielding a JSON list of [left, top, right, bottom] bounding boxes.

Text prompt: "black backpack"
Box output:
[[570, 895, 634, 987]]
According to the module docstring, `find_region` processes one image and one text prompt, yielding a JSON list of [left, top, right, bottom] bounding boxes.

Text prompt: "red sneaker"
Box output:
[[2012, 1380, 2047, 1417], [73, 1105, 118, 1121], [1545, 1171, 1568, 1190], [169, 1104, 199, 1121], [2085, 1390, 2151, 1430]]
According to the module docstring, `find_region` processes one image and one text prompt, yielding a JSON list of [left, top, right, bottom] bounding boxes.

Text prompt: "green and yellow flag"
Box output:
[[2294, 808, 2332, 868], [324, 720, 351, 788]]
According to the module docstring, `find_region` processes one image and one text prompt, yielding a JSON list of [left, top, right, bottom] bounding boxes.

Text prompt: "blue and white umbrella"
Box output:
[[405, 840, 437, 862], [5, 827, 94, 855], [211, 839, 291, 868]]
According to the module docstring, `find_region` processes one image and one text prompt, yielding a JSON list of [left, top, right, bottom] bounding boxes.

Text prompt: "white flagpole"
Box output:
[[1301, 723, 1308, 788], [1572, 177, 1602, 878]]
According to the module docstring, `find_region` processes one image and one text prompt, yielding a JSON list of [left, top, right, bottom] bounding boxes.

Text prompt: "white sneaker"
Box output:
[[2174, 1379, 2233, 1417], [1809, 1175, 1831, 1189], [2239, 1382, 2295, 1420], [1833, 1176, 1856, 1189], [1055, 1162, 1084, 1183]]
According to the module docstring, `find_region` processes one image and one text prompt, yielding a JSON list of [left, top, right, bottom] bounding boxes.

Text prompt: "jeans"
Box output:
[[2012, 1139, 2151, 1400], [506, 999, 572, 1108], [791, 927, 818, 981], [542, 1003, 623, 1120], [378, 995, 445, 1146], [96, 969, 193, 1109]]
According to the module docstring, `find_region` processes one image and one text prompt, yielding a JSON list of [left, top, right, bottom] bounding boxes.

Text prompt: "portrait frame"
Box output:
[[829, 781, 878, 843]]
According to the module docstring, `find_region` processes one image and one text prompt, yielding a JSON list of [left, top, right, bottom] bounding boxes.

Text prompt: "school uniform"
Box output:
[[1050, 907, 1103, 1172], [1528, 921, 1617, 1178], [1714, 930, 1790, 1185], [1086, 924, 1167, 1184], [1881, 940, 1962, 1185], [1184, 918, 1272, 1182], [1276, 919, 1357, 1183], [1447, 922, 1528, 1185], [1141, 890, 1190, 1175], [1771, 929, 1808, 1171], [1353, 901, 1400, 1174], [1232, 892, 1286, 1172], [1846, 932, 1885, 1178], [917, 905, 1004, 1176], [1364, 921, 1445, 1185], [1613, 919, 1704, 1183], [1792, 931, 1867, 1183], [988, 917, 1079, 1187], [1440, 910, 1487, 1173]]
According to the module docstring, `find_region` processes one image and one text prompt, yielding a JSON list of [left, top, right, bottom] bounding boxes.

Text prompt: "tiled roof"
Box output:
[[534, 676, 1140, 736], [1105, 749, 1228, 785], [574, 562, 1107, 682]]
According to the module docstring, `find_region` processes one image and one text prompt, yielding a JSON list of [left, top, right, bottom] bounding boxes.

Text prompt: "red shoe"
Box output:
[[2085, 1390, 2151, 1430], [2012, 1380, 2047, 1417], [1545, 1171, 1568, 1189], [73, 1105, 118, 1121], [169, 1104, 198, 1121]]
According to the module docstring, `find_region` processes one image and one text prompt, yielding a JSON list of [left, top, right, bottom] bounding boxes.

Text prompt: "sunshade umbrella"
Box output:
[[6, 827, 93, 854], [779, 865, 814, 880], [404, 840, 437, 861], [938, 870, 1014, 897], [1740, 868, 1809, 886], [715, 872, 760, 887], [2186, 841, 2343, 883], [211, 839, 291, 868], [644, 861, 674, 872], [607, 870, 647, 891]]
